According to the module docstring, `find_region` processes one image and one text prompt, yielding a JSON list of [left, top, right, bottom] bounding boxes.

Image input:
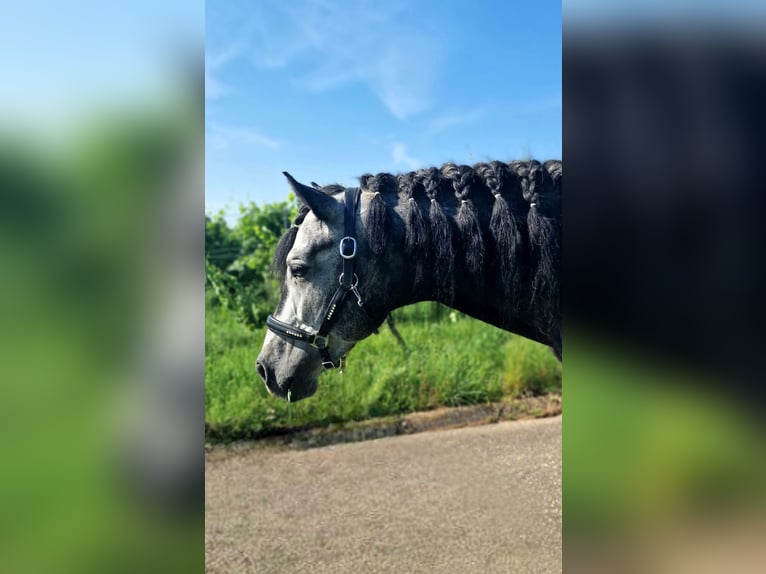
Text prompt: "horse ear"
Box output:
[[283, 172, 338, 221]]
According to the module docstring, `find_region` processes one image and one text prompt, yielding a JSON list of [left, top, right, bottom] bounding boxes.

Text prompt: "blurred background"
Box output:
[[564, 1, 766, 572], [0, 2, 203, 573]]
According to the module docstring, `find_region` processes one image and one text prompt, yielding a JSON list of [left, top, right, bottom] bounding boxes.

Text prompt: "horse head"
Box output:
[[256, 174, 392, 401]]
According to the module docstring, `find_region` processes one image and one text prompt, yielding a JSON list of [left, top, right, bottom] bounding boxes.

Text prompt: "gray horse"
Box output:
[[257, 160, 561, 401]]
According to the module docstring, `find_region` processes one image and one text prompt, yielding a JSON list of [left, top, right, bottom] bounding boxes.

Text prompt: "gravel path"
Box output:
[[206, 416, 561, 573]]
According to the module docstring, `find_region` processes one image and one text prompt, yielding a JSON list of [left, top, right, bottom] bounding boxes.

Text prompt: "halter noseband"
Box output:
[[266, 187, 375, 369]]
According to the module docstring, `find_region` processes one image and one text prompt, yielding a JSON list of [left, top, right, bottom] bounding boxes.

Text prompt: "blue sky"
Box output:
[[205, 0, 561, 217]]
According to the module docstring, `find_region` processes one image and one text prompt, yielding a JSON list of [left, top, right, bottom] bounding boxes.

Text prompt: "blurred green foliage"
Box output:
[[563, 333, 766, 537], [0, 104, 201, 574]]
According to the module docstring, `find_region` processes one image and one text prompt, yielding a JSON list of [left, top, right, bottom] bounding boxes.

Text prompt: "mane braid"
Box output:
[[514, 160, 560, 337], [444, 163, 485, 287], [359, 172, 392, 256], [477, 161, 523, 308], [398, 171, 430, 288], [421, 167, 455, 303]]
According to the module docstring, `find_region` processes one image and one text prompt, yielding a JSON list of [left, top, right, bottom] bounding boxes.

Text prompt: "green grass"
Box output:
[[205, 303, 561, 441]]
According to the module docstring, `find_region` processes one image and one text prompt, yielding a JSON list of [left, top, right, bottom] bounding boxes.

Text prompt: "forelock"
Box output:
[[270, 204, 310, 281]]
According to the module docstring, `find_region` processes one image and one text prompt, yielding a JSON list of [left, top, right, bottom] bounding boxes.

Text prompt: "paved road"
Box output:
[[206, 416, 561, 574]]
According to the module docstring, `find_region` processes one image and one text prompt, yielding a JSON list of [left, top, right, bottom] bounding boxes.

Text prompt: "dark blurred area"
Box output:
[[565, 26, 766, 404], [564, 14, 766, 574], [0, 3, 203, 573]]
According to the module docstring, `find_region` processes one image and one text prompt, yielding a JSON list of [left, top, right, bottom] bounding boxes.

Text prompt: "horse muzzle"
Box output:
[[255, 358, 318, 401]]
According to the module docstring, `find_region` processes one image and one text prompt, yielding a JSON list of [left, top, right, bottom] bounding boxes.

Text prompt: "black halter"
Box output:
[[266, 187, 375, 369]]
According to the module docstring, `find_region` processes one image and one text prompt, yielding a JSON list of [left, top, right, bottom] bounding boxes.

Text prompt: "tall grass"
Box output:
[[205, 303, 561, 440]]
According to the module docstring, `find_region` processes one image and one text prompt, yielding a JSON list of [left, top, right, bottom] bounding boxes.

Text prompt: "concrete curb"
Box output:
[[206, 393, 561, 459]]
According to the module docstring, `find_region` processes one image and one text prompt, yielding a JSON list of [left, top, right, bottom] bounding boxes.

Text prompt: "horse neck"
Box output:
[[381, 200, 557, 350], [432, 262, 553, 349]]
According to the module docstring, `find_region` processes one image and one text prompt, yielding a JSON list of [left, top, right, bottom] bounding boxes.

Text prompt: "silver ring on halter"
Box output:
[[338, 273, 360, 288]]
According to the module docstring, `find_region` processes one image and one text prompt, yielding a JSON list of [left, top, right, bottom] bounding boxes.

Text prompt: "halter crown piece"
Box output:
[[266, 188, 376, 369]]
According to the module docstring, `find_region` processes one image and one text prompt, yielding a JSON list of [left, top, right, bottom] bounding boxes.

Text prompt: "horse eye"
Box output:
[[290, 264, 308, 278]]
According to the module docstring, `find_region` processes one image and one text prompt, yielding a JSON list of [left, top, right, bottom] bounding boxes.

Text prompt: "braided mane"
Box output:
[[273, 160, 562, 337], [358, 160, 561, 333]]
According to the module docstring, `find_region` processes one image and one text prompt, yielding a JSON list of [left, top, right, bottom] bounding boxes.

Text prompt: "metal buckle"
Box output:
[[322, 360, 337, 369], [338, 273, 359, 288], [312, 334, 328, 349], [339, 236, 357, 259]]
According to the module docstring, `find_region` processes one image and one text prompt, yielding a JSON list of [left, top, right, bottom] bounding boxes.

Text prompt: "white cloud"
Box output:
[[363, 35, 441, 119], [428, 108, 486, 133], [214, 1, 445, 119], [205, 73, 227, 101], [206, 122, 281, 151], [392, 142, 422, 170], [205, 46, 243, 101]]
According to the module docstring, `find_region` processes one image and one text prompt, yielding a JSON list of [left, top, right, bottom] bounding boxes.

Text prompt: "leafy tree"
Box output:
[[205, 213, 241, 272], [205, 197, 298, 328]]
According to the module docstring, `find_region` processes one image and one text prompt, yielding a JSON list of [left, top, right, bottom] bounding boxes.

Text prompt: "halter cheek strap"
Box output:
[[266, 187, 376, 369]]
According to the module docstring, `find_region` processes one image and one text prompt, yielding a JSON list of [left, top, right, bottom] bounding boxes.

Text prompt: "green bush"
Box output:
[[205, 199, 298, 327]]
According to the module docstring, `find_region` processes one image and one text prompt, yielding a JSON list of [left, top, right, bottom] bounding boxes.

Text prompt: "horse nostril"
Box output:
[[256, 362, 268, 384]]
